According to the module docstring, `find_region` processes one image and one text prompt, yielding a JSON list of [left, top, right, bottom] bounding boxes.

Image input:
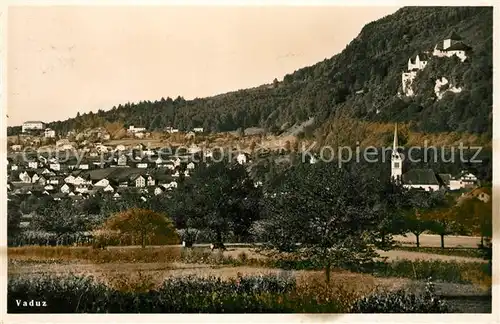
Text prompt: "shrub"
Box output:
[[350, 280, 450, 313], [8, 274, 297, 313]]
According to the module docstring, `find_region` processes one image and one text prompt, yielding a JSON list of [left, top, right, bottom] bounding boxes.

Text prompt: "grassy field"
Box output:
[[7, 244, 491, 313]]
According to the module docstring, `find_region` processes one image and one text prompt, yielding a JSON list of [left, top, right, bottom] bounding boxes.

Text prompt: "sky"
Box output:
[[7, 5, 400, 126]]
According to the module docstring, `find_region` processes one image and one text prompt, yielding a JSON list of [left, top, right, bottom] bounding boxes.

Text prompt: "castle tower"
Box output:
[[391, 123, 402, 183]]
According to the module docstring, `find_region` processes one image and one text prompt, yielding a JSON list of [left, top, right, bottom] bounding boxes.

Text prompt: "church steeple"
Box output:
[[391, 123, 402, 183], [393, 123, 399, 153]]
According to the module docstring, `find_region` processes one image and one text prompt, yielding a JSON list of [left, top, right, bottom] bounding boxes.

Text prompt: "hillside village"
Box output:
[[7, 119, 488, 224]]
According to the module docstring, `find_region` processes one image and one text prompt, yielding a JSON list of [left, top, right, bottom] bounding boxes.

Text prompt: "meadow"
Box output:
[[7, 236, 492, 313]]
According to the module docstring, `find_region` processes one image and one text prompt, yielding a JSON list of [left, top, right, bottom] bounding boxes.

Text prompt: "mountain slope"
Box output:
[[10, 6, 492, 141]]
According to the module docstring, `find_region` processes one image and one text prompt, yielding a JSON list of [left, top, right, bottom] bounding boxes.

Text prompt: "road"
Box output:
[[106, 234, 483, 250]]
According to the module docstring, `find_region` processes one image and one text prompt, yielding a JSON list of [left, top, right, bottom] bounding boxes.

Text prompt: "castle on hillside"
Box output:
[[432, 31, 471, 62], [400, 31, 471, 97]]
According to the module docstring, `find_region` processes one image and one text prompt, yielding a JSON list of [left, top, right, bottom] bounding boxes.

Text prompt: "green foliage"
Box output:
[[260, 162, 382, 273], [8, 273, 454, 313], [98, 208, 178, 248], [169, 160, 262, 245], [7, 274, 297, 313]]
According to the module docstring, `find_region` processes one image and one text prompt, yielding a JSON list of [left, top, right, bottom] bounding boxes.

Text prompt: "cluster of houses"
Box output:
[[7, 142, 251, 202]]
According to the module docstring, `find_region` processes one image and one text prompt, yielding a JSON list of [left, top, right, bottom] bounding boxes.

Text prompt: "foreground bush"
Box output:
[[8, 274, 451, 313], [351, 281, 450, 313]]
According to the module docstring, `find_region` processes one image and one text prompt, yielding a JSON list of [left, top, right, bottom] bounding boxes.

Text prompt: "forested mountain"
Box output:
[[10, 7, 492, 141]]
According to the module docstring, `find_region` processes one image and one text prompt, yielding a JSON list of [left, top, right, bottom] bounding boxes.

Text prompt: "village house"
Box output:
[[117, 154, 128, 167], [49, 162, 61, 171], [28, 160, 38, 169], [193, 127, 204, 133], [128, 125, 146, 134], [154, 186, 164, 195], [11, 144, 22, 151], [22, 121, 45, 133], [237, 153, 247, 165], [44, 128, 56, 138]]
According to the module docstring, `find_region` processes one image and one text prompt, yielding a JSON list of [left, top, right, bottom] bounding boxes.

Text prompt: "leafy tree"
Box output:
[[30, 199, 90, 240], [423, 199, 457, 249], [260, 162, 381, 283], [402, 190, 447, 248], [371, 181, 409, 250], [7, 200, 22, 246], [170, 161, 262, 246], [455, 196, 492, 248], [99, 208, 178, 248]]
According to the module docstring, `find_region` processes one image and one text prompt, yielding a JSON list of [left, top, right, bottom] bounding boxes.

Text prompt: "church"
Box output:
[[390, 124, 442, 191]]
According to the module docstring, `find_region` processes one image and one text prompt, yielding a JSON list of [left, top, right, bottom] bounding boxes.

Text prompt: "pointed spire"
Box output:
[[393, 123, 398, 152]]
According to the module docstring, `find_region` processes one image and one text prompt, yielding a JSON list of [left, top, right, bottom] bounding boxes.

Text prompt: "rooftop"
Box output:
[[402, 168, 440, 185]]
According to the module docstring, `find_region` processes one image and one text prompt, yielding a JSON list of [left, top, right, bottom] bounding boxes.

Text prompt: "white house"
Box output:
[[193, 127, 204, 133], [134, 175, 146, 188], [92, 179, 109, 187], [103, 184, 115, 192], [60, 184, 74, 194], [204, 150, 213, 158], [22, 121, 45, 133], [19, 171, 32, 183], [237, 153, 247, 165], [49, 163, 61, 171], [137, 162, 149, 169], [28, 161, 38, 169], [44, 128, 56, 138], [31, 173, 40, 183], [117, 154, 128, 166], [146, 175, 155, 187], [165, 127, 179, 133], [128, 125, 146, 133], [11, 144, 22, 151], [64, 175, 76, 184], [187, 162, 195, 170], [115, 145, 126, 152], [78, 163, 90, 170], [154, 187, 164, 195]]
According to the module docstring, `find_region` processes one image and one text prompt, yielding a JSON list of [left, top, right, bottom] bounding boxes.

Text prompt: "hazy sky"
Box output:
[[8, 6, 399, 126]]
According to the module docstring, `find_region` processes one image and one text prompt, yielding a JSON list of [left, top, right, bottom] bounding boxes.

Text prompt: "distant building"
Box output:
[[128, 125, 146, 133], [432, 31, 471, 62], [193, 127, 204, 133], [165, 127, 179, 133], [22, 121, 45, 133], [44, 128, 56, 138]]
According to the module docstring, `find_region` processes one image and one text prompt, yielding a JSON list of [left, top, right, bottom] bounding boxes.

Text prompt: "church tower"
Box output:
[[391, 123, 402, 183]]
